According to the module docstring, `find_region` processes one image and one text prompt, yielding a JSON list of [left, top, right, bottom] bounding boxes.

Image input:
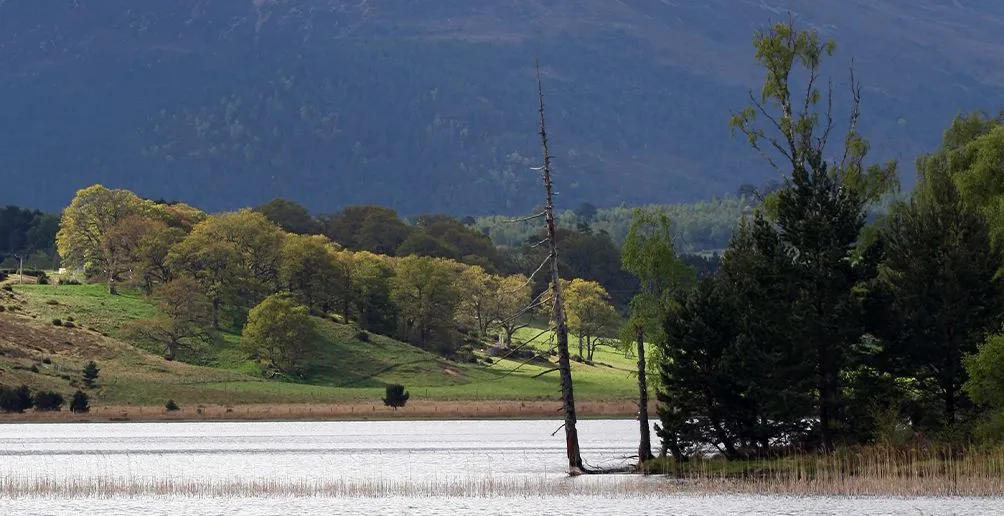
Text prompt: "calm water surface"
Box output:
[[0, 419, 999, 515]]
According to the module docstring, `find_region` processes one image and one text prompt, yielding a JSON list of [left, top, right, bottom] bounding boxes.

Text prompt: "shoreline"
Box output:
[[0, 399, 651, 423]]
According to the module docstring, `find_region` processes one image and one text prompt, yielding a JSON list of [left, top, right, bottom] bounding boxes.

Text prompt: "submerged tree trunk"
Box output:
[[537, 60, 584, 475], [635, 325, 653, 465]]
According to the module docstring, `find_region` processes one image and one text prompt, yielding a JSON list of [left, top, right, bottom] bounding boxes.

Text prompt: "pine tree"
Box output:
[[720, 213, 814, 452], [382, 384, 410, 410], [82, 360, 100, 388], [70, 390, 90, 413], [776, 161, 869, 452], [878, 167, 1004, 427]]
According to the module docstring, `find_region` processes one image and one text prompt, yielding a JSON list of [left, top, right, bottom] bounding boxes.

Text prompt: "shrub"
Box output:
[[33, 391, 64, 411], [82, 361, 100, 388], [0, 385, 33, 413], [59, 278, 81, 286], [382, 384, 410, 410], [51, 319, 62, 326], [70, 390, 90, 413], [165, 399, 180, 411]]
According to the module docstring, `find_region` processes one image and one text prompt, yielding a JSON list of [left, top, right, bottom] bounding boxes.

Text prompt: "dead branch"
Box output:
[[840, 59, 862, 170]]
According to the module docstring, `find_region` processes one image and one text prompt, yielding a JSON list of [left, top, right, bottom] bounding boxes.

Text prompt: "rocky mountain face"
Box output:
[[2, 0, 1002, 215]]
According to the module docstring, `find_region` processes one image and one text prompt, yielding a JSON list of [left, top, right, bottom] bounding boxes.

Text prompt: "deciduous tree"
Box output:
[[562, 278, 619, 362], [168, 209, 285, 327], [620, 209, 694, 463], [391, 255, 464, 354], [56, 184, 156, 279], [280, 234, 343, 315], [124, 277, 216, 360], [241, 293, 317, 376]]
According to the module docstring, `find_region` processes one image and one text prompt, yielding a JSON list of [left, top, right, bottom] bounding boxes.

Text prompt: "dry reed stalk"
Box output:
[[652, 445, 1004, 497]]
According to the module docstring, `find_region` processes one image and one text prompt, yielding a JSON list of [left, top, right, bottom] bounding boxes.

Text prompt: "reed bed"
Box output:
[[0, 474, 671, 499], [4, 446, 1004, 499], [651, 445, 1004, 497]]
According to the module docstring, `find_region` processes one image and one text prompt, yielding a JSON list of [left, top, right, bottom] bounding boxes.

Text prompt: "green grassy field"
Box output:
[[0, 283, 642, 408]]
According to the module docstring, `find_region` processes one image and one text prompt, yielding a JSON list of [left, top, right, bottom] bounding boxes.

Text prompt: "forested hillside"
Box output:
[[2, 1, 1003, 215]]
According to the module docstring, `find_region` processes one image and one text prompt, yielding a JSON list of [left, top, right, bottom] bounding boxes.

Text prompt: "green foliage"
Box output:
[[877, 165, 1004, 427], [280, 234, 345, 315], [965, 331, 1004, 442], [0, 385, 33, 413], [124, 277, 217, 361], [242, 293, 318, 376], [168, 209, 285, 327], [32, 390, 64, 411], [347, 252, 398, 335], [70, 390, 90, 413], [324, 206, 413, 256], [254, 198, 323, 235], [729, 17, 897, 207], [382, 384, 410, 409], [562, 279, 620, 361], [621, 209, 696, 362], [917, 111, 1004, 249], [56, 184, 157, 276], [165, 399, 180, 411], [0, 205, 59, 268], [390, 256, 464, 354], [475, 196, 752, 254], [82, 360, 100, 388], [396, 231, 458, 260], [776, 162, 870, 450]]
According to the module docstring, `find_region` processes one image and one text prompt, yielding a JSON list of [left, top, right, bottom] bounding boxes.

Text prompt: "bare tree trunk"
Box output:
[[537, 60, 584, 475], [635, 325, 653, 465]]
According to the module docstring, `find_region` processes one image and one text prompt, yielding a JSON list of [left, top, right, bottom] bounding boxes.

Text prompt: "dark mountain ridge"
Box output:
[[2, 0, 1002, 215]]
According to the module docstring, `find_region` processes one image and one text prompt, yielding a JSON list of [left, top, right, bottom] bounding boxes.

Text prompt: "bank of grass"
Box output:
[[1, 283, 640, 411], [641, 445, 1004, 496]]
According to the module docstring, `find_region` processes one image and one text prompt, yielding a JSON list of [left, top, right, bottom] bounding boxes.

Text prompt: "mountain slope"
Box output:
[[2, 0, 1002, 215]]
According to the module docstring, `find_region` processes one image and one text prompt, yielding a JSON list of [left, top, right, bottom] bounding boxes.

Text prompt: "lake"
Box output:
[[0, 418, 1000, 515]]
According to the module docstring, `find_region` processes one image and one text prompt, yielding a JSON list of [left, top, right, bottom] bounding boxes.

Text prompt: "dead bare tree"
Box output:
[[535, 59, 585, 475]]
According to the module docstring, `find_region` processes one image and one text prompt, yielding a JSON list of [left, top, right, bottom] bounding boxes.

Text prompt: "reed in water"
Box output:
[[4, 445, 1004, 499], [645, 444, 1004, 496]]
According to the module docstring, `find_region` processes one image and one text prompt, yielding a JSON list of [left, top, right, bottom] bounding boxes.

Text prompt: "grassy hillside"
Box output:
[[0, 283, 640, 411]]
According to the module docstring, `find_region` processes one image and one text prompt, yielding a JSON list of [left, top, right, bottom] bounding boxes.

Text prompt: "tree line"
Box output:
[[643, 19, 1004, 461], [0, 206, 59, 270], [51, 185, 625, 378]]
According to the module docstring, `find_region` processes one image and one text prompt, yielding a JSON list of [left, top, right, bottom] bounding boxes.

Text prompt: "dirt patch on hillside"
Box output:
[[441, 366, 465, 378], [0, 313, 120, 361]]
